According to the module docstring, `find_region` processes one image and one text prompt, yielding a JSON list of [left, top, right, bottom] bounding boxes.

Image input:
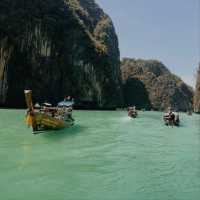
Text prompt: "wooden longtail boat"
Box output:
[[24, 90, 74, 133]]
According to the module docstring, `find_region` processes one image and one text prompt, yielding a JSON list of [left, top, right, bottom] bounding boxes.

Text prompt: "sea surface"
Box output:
[[0, 109, 200, 200]]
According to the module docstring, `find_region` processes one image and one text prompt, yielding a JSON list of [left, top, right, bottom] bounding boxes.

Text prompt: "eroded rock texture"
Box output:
[[0, 0, 123, 108], [121, 58, 193, 111]]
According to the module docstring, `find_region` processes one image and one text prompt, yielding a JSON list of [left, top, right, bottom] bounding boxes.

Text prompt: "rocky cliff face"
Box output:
[[194, 64, 200, 113], [0, 0, 123, 108], [121, 58, 194, 111]]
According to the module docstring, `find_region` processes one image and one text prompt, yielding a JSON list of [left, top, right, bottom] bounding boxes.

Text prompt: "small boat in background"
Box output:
[[187, 111, 193, 116], [24, 90, 74, 133], [163, 108, 180, 126], [128, 106, 138, 118]]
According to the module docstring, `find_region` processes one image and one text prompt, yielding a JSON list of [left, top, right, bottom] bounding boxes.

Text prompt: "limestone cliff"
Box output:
[[194, 64, 200, 113], [0, 0, 123, 108], [121, 58, 194, 111]]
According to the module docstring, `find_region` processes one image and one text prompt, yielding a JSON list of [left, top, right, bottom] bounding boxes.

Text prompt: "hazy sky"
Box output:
[[96, 0, 200, 88]]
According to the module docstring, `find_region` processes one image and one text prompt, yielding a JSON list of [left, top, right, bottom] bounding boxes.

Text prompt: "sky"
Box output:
[[96, 0, 200, 88]]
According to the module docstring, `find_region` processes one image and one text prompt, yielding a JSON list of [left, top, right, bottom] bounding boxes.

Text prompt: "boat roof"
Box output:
[[43, 102, 52, 107], [57, 100, 74, 107], [34, 103, 41, 108]]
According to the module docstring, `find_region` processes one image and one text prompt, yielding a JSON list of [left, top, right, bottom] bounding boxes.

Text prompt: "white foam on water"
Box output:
[[120, 116, 132, 122]]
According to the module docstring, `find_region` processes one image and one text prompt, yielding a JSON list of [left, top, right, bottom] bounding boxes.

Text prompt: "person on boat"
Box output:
[[128, 106, 137, 118], [164, 107, 180, 126], [169, 111, 175, 125], [175, 113, 180, 124], [66, 106, 74, 121], [60, 106, 73, 121], [169, 111, 175, 120], [164, 107, 173, 119], [67, 96, 71, 100], [64, 96, 67, 101], [64, 96, 71, 101]]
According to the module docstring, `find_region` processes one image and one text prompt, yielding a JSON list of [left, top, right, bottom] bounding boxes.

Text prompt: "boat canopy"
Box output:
[[34, 103, 41, 108], [57, 101, 74, 107], [43, 102, 52, 107]]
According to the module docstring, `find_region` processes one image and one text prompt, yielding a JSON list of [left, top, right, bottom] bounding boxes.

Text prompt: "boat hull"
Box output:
[[30, 112, 74, 132], [164, 120, 179, 126], [163, 117, 179, 126], [128, 113, 137, 118], [128, 111, 138, 118]]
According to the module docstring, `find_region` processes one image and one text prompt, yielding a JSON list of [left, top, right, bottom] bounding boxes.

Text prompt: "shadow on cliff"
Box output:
[[123, 77, 151, 109]]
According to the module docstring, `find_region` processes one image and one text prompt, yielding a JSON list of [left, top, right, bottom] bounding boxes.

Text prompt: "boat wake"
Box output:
[[120, 116, 132, 122]]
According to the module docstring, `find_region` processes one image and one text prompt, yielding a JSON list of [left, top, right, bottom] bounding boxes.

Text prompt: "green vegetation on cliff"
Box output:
[[121, 58, 194, 111]]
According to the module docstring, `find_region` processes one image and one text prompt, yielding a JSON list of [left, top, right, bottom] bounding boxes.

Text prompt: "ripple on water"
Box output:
[[0, 110, 200, 200]]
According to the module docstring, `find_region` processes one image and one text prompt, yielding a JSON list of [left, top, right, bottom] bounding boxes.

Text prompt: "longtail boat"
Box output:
[[24, 90, 74, 133], [163, 112, 180, 126], [128, 106, 138, 118]]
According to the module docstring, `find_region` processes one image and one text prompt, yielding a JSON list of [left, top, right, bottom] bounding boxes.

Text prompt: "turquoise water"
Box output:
[[0, 109, 200, 200]]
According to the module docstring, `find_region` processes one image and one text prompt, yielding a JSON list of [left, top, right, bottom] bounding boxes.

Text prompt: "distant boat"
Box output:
[[187, 111, 192, 116], [163, 111, 180, 126], [128, 106, 138, 118], [24, 90, 74, 133]]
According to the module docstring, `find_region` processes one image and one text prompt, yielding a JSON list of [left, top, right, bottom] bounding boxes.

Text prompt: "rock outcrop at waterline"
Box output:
[[121, 58, 194, 111], [0, 0, 123, 108], [194, 64, 200, 113]]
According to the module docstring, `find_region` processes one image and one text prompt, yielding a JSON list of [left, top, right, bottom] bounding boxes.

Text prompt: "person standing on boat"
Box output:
[[169, 111, 175, 123], [64, 96, 71, 101], [67, 96, 71, 101]]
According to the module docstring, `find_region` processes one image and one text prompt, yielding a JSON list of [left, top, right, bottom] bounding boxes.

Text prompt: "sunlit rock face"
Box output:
[[121, 58, 194, 111], [0, 0, 123, 108], [194, 64, 200, 113]]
